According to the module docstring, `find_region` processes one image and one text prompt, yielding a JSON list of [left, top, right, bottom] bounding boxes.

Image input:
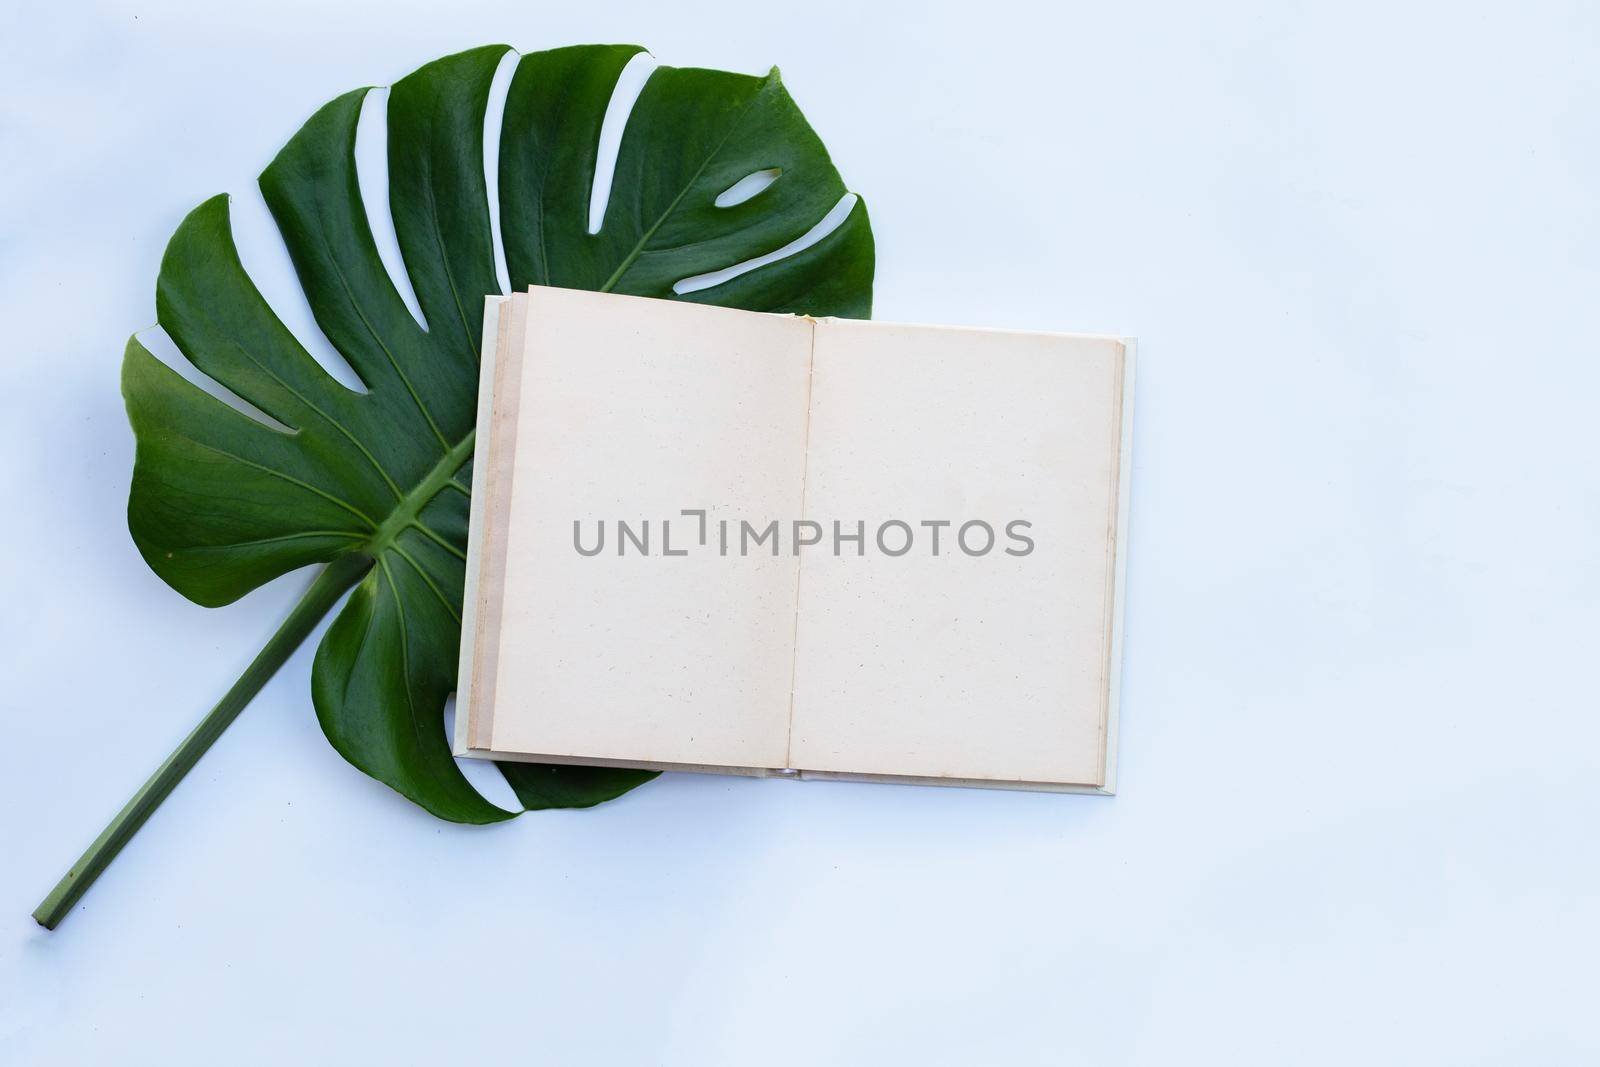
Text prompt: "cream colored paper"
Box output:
[[787, 320, 1127, 785], [482, 288, 811, 769]]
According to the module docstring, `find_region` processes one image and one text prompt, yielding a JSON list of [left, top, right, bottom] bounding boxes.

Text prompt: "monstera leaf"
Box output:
[[36, 43, 872, 928]]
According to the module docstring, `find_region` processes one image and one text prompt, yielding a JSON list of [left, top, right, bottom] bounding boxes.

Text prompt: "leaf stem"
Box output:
[[32, 553, 372, 931]]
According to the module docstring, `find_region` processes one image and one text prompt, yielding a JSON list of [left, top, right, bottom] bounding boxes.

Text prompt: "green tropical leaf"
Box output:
[[36, 43, 872, 928]]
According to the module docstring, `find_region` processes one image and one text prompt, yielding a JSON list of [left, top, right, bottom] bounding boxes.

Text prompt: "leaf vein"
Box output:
[[232, 343, 404, 500], [408, 519, 468, 561], [598, 83, 769, 293], [184, 439, 377, 528], [389, 543, 462, 624], [379, 558, 432, 760], [312, 229, 452, 453]]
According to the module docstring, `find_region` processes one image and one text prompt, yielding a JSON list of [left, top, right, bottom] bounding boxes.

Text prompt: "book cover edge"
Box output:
[[452, 294, 510, 757]]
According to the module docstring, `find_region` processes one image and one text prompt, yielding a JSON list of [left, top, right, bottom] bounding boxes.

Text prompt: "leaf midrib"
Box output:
[[367, 428, 476, 559]]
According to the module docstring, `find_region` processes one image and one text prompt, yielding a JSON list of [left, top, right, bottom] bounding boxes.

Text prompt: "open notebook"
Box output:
[[454, 287, 1134, 793]]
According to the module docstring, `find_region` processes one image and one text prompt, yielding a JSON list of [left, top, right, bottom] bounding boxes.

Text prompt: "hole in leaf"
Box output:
[[715, 168, 781, 208], [135, 325, 297, 434], [673, 192, 860, 296], [231, 187, 370, 394], [442, 695, 522, 809], [354, 86, 429, 331], [482, 48, 519, 297], [588, 52, 657, 235]]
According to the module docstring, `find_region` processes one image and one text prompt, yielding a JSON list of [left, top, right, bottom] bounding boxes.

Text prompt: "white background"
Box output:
[[3, 1, 1598, 1063]]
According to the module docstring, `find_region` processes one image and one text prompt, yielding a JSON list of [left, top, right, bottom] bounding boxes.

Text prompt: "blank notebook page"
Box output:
[[485, 289, 812, 769], [786, 319, 1127, 785]]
